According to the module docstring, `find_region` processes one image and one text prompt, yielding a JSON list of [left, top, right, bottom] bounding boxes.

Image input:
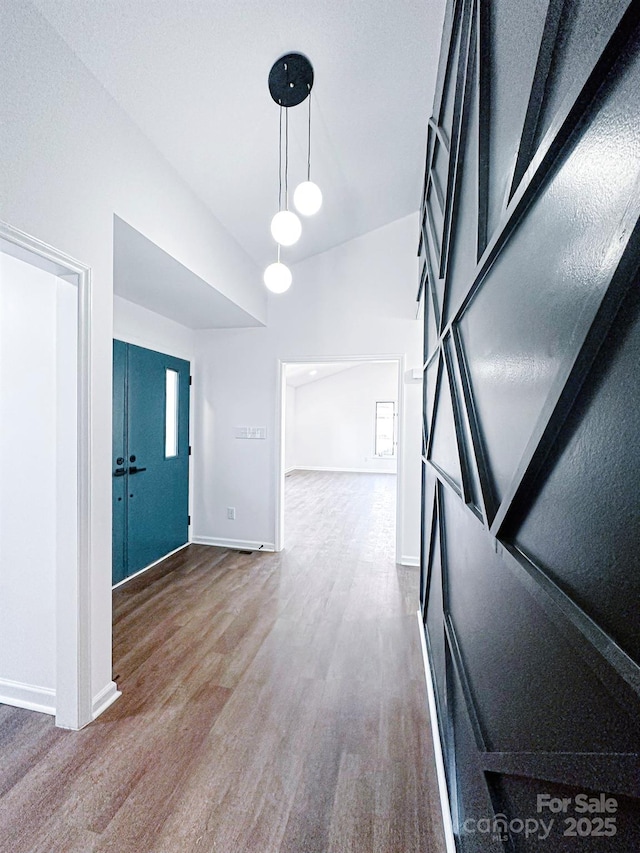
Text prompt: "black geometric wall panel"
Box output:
[[449, 667, 507, 853], [481, 0, 549, 242], [423, 351, 440, 441], [512, 0, 630, 195], [428, 354, 463, 493], [443, 335, 482, 515], [419, 0, 640, 849], [423, 239, 440, 359], [420, 465, 437, 605], [442, 22, 480, 325], [442, 486, 640, 755], [424, 499, 446, 723], [510, 273, 640, 666], [488, 774, 640, 853], [460, 30, 640, 508]]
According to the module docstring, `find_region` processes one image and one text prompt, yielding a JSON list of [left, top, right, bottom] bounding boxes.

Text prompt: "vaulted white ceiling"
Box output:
[[32, 0, 446, 273]]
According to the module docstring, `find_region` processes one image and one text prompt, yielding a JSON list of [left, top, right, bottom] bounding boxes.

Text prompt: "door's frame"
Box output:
[[0, 220, 93, 730], [275, 354, 406, 561]]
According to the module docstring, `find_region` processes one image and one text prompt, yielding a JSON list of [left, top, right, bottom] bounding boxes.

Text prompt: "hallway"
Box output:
[[0, 471, 445, 852]]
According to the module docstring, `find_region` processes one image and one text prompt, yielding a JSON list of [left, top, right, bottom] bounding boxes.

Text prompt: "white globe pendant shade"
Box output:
[[263, 261, 292, 293], [270, 210, 302, 246], [294, 180, 323, 216]]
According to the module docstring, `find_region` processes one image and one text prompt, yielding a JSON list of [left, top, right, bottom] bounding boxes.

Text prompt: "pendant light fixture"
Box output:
[[264, 52, 322, 293], [263, 245, 293, 293], [270, 105, 302, 247], [294, 89, 322, 217]]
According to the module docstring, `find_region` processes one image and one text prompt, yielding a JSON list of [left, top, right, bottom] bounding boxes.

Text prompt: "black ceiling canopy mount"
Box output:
[[268, 53, 314, 107]]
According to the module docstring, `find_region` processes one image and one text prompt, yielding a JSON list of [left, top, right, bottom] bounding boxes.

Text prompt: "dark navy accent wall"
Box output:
[[419, 1, 640, 849]]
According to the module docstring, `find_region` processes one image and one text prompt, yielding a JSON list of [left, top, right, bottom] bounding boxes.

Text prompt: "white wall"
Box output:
[[193, 214, 424, 564], [113, 295, 195, 362], [0, 0, 263, 709], [290, 362, 398, 473], [0, 3, 264, 324], [0, 252, 77, 713]]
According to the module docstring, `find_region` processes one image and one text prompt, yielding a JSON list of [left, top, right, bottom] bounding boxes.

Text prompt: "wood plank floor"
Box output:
[[0, 471, 445, 852]]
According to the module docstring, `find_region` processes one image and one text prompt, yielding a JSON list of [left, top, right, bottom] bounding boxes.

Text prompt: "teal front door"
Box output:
[[112, 340, 190, 585]]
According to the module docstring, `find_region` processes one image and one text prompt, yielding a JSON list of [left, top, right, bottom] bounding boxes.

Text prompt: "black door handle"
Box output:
[[129, 466, 147, 474], [114, 468, 126, 477]]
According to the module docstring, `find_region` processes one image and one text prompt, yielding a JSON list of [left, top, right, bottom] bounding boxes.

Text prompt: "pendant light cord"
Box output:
[[278, 104, 283, 212], [307, 87, 312, 181], [285, 106, 289, 209]]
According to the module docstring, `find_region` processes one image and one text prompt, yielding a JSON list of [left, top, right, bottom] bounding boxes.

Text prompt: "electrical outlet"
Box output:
[[227, 507, 236, 520]]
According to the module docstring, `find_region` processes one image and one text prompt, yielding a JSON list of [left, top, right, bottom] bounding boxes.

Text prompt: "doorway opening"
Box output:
[[0, 221, 94, 730], [276, 356, 404, 561]]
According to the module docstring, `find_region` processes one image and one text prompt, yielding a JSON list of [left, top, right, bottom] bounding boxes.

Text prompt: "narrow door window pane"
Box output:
[[165, 369, 179, 457], [375, 401, 396, 457]]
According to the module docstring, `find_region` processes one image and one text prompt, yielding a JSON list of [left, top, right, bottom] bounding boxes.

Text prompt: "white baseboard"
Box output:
[[92, 680, 121, 719], [112, 542, 190, 589], [191, 536, 275, 553], [400, 555, 420, 567], [289, 466, 397, 475], [0, 677, 56, 716], [416, 611, 457, 853]]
